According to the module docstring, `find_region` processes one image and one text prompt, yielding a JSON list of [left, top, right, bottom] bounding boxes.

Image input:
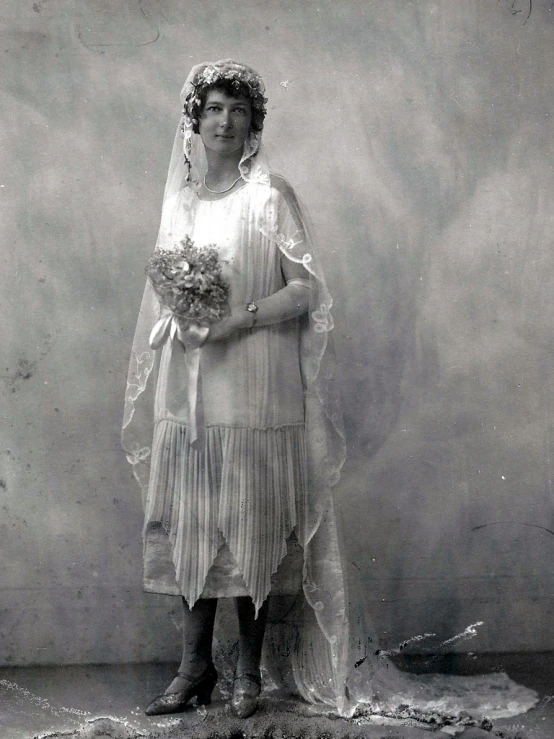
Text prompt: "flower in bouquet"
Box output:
[[145, 236, 230, 328]]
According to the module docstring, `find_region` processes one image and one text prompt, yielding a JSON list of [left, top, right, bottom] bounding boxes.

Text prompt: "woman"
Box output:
[[123, 59, 538, 728], [123, 59, 346, 719]]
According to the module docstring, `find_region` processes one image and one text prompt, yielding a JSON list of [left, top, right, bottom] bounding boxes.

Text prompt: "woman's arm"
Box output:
[[244, 254, 311, 328], [182, 254, 311, 344]]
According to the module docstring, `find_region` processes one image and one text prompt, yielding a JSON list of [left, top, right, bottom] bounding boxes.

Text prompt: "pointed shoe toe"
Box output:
[[230, 673, 262, 719], [145, 663, 217, 716], [145, 691, 189, 716]]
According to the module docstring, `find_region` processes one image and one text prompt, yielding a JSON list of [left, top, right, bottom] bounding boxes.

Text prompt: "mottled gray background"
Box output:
[[2, 0, 554, 667]]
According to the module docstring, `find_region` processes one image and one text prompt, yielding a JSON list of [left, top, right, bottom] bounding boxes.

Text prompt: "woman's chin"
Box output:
[[205, 138, 244, 155]]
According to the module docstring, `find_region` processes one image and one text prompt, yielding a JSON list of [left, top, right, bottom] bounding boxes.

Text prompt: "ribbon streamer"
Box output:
[[149, 312, 209, 450]]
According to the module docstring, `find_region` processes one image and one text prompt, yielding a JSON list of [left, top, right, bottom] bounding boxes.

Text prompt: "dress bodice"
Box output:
[[154, 184, 305, 429]]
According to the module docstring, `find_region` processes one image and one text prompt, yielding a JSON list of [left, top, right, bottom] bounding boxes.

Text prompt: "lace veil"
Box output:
[[122, 60, 538, 728], [122, 59, 351, 712]]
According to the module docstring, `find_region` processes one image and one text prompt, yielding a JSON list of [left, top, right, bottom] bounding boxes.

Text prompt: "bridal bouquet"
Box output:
[[146, 236, 230, 331], [146, 237, 229, 449]]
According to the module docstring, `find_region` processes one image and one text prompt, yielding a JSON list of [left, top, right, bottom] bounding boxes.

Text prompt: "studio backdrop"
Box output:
[[2, 0, 554, 666]]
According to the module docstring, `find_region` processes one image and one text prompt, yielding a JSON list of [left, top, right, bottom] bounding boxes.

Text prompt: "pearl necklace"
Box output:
[[203, 173, 243, 194]]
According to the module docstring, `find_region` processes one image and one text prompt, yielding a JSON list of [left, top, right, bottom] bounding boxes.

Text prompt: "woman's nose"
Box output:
[[219, 110, 232, 128]]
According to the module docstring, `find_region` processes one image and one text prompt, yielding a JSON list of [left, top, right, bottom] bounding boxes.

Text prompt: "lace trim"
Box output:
[[154, 415, 305, 431], [122, 351, 154, 429]]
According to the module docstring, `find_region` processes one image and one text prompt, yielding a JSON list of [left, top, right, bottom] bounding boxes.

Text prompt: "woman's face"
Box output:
[[198, 89, 253, 155]]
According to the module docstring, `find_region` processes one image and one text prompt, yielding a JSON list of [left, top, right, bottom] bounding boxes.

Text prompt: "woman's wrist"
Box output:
[[233, 307, 255, 330]]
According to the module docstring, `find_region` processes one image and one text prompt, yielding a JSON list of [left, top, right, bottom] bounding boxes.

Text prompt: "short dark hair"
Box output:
[[188, 79, 266, 135]]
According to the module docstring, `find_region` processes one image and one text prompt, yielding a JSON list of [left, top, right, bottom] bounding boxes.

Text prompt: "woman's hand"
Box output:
[[176, 308, 252, 347], [204, 308, 252, 343]]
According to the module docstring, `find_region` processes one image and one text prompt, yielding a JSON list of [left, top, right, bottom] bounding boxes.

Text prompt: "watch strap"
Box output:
[[246, 302, 258, 327]]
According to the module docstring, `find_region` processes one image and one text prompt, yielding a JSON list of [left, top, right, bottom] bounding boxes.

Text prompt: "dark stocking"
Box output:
[[165, 597, 218, 694], [235, 596, 269, 677]]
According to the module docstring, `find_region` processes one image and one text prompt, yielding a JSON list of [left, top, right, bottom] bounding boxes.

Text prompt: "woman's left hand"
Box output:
[[203, 308, 252, 344], [176, 308, 251, 347]]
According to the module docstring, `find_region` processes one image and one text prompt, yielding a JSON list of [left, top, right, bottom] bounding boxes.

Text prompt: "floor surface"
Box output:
[[1, 654, 553, 739]]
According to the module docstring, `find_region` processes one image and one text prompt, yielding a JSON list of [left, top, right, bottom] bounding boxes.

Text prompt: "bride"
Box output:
[[122, 59, 538, 731]]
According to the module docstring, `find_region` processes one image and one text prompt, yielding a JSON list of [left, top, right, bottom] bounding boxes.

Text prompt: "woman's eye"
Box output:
[[204, 105, 248, 115]]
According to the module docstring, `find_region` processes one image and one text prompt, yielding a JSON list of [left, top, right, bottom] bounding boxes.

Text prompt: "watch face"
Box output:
[[247, 303, 258, 313]]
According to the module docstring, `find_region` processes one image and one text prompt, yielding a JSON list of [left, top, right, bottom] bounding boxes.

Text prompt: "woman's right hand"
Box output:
[[175, 318, 190, 345], [176, 319, 210, 349]]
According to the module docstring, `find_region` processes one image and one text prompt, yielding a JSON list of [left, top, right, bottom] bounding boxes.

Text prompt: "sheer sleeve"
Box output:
[[281, 251, 311, 285]]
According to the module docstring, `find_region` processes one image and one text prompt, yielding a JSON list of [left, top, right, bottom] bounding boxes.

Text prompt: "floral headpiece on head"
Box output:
[[179, 59, 268, 184], [181, 61, 267, 133]]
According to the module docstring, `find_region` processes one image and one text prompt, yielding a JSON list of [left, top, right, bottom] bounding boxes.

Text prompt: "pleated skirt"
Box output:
[[143, 418, 307, 611]]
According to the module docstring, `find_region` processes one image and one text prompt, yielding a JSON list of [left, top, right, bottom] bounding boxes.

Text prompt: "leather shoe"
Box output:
[[145, 663, 217, 716], [230, 672, 261, 718]]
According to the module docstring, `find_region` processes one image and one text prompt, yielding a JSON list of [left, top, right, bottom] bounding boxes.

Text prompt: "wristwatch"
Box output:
[[246, 302, 259, 327]]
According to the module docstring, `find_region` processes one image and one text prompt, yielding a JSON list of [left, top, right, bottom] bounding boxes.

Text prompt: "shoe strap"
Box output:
[[233, 672, 261, 686], [176, 663, 214, 683]]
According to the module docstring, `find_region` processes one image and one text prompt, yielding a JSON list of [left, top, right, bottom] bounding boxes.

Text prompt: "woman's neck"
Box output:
[[204, 147, 243, 188]]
